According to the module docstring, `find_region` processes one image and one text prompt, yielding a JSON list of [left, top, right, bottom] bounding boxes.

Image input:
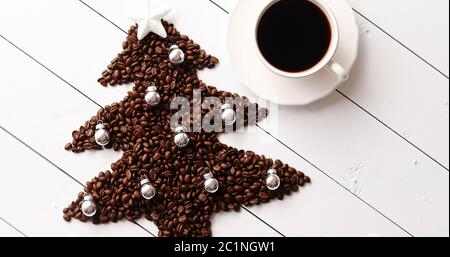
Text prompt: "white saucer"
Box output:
[[227, 0, 359, 105]]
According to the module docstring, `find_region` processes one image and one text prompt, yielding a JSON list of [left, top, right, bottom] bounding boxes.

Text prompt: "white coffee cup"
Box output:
[[255, 0, 349, 81]]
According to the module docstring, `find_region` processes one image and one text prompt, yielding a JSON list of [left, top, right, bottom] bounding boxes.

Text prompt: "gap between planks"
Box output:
[[0, 125, 156, 237], [0, 216, 27, 237], [77, 0, 414, 236], [207, 0, 449, 172], [2, 0, 422, 234]]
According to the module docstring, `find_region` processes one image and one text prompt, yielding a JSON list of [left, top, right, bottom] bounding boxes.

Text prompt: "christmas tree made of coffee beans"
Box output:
[[63, 21, 310, 237]]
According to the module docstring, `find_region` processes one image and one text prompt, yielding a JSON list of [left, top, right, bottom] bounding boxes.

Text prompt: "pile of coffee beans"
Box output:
[[63, 22, 310, 237]]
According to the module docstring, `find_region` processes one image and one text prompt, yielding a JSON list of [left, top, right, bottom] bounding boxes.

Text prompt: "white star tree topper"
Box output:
[[130, 0, 171, 40]]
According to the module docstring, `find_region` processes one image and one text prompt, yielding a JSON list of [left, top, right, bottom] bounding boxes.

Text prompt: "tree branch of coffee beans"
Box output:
[[62, 21, 310, 237]]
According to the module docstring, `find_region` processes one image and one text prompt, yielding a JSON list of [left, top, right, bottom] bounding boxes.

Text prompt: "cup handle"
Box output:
[[326, 60, 349, 81]]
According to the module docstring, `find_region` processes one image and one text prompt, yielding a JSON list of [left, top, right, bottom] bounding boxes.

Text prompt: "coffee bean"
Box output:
[[63, 22, 310, 238], [63, 214, 71, 222], [178, 215, 187, 223], [113, 70, 120, 79], [304, 176, 311, 184], [243, 156, 253, 165], [299, 177, 305, 186], [64, 143, 73, 151], [155, 46, 163, 54], [72, 131, 80, 140], [86, 129, 95, 137], [290, 175, 299, 186], [198, 194, 208, 202], [210, 56, 219, 64], [259, 192, 269, 201], [121, 194, 130, 203]]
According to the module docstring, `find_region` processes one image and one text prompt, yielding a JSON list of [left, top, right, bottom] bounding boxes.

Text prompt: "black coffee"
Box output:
[[257, 0, 332, 73]]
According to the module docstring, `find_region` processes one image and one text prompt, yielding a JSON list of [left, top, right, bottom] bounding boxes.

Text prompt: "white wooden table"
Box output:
[[0, 0, 448, 237]]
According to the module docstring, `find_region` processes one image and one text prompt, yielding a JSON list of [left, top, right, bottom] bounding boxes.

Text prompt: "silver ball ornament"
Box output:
[[81, 195, 97, 217], [204, 169, 219, 194], [140, 179, 156, 200], [266, 169, 281, 191], [169, 45, 185, 65], [145, 84, 161, 107], [94, 122, 110, 146], [174, 126, 189, 148], [221, 104, 236, 126]]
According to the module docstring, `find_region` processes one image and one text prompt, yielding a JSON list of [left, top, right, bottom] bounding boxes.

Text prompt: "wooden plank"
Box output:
[[212, 0, 448, 170], [214, 0, 450, 77], [219, 131, 409, 236], [0, 130, 151, 237], [87, 0, 449, 236], [343, 14, 449, 169], [95, 0, 450, 236], [192, 0, 449, 236], [0, 0, 412, 235], [210, 0, 235, 13], [348, 0, 449, 77], [0, 32, 277, 238], [78, 0, 450, 171], [0, 41, 407, 237], [0, 218, 24, 237]]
